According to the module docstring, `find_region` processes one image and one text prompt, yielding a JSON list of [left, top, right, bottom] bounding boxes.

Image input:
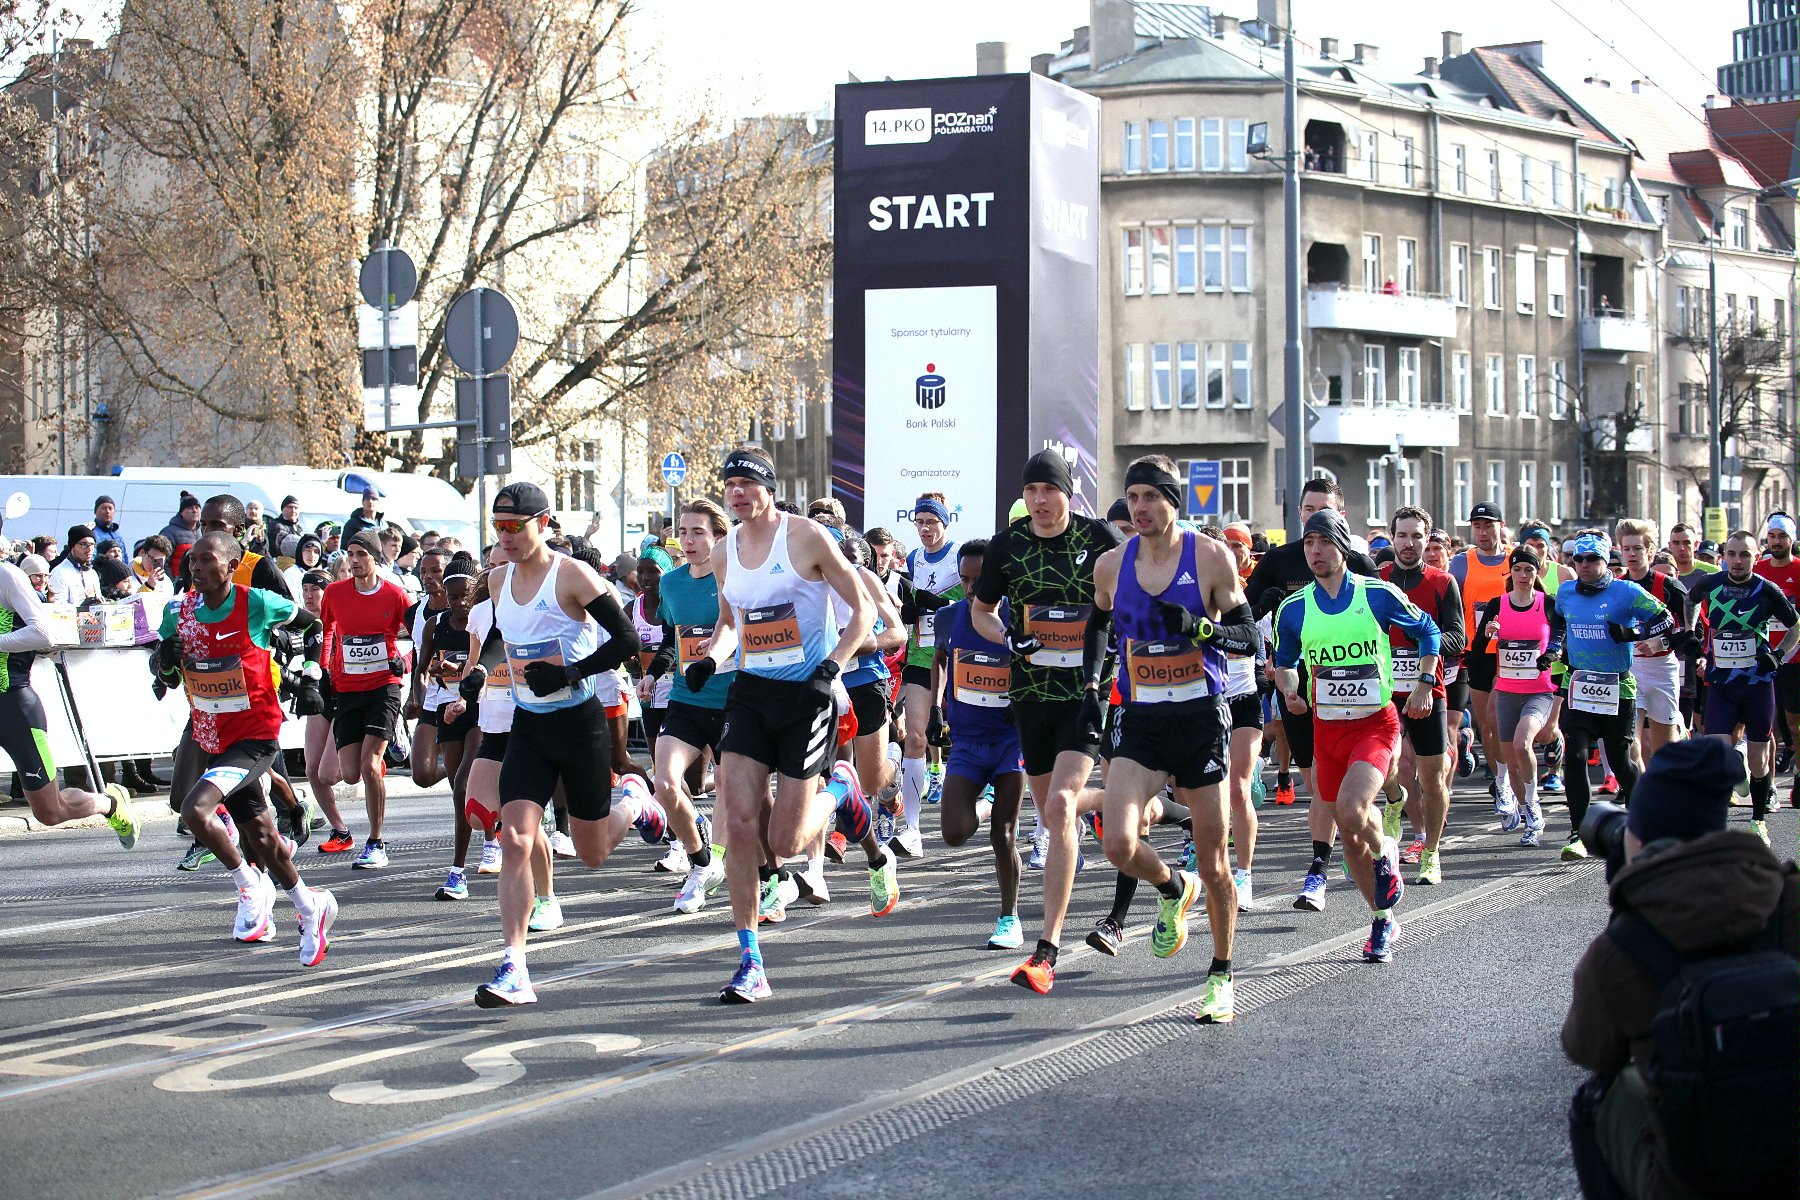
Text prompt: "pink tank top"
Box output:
[[1493, 590, 1553, 694]]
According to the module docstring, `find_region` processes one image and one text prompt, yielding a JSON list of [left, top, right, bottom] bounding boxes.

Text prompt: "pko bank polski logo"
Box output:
[[865, 106, 998, 146], [915, 363, 947, 409]]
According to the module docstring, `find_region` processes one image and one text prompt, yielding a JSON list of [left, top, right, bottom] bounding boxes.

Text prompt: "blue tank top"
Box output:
[[937, 599, 1015, 739], [1114, 531, 1226, 706]]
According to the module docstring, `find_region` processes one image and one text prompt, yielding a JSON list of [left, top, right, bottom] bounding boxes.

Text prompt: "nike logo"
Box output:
[[209, 629, 236, 642]]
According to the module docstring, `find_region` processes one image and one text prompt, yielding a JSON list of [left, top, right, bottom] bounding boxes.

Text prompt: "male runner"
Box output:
[[1273, 509, 1440, 963], [1670, 521, 1718, 731], [1087, 456, 1259, 1021], [1449, 502, 1512, 809], [894, 494, 960, 857], [1617, 519, 1690, 761], [1217, 524, 1265, 909], [1690, 530, 1800, 843], [1753, 513, 1800, 806], [687, 449, 874, 1003], [972, 449, 1123, 995]]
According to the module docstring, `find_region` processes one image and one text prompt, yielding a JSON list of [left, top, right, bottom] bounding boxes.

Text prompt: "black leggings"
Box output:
[[1558, 699, 1638, 837]]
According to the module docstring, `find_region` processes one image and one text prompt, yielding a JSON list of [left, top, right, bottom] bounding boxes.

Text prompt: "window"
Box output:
[[1634, 366, 1647, 413], [1150, 344, 1173, 409], [1174, 118, 1195, 171], [1362, 234, 1382, 292], [1549, 358, 1567, 419], [1205, 342, 1227, 408], [1149, 226, 1172, 295], [1220, 458, 1252, 522], [1227, 119, 1248, 171], [1398, 238, 1418, 294], [1452, 351, 1472, 413], [1122, 228, 1145, 295], [1229, 226, 1252, 291], [1486, 353, 1505, 415], [1397, 457, 1420, 508], [1677, 382, 1706, 435], [1487, 460, 1505, 508], [1452, 145, 1467, 193], [1363, 344, 1386, 404], [1362, 130, 1379, 182], [1124, 343, 1145, 411], [1451, 244, 1470, 306], [1148, 119, 1170, 172], [1454, 460, 1473, 521], [1546, 252, 1567, 317], [1366, 459, 1387, 523], [1123, 121, 1142, 173], [1518, 355, 1537, 417], [1175, 226, 1197, 292], [1202, 226, 1225, 291], [1730, 206, 1750, 250], [1519, 155, 1534, 204], [1578, 172, 1590, 209], [1551, 162, 1567, 208], [1776, 297, 1787, 341], [1483, 247, 1502, 309], [1201, 118, 1223, 171], [1397, 347, 1421, 407], [1399, 136, 1415, 186], [1486, 149, 1501, 199], [822, 395, 832, 437], [1178, 342, 1200, 409], [1231, 342, 1253, 408], [793, 384, 807, 439], [1518, 461, 1537, 521], [1550, 463, 1567, 523], [1515, 248, 1536, 314]]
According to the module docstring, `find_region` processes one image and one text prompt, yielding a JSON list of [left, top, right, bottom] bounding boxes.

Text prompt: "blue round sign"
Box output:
[[659, 452, 687, 487]]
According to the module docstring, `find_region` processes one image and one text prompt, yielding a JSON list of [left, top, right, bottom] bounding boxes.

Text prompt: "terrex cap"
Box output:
[[1468, 501, 1504, 523], [492, 481, 550, 517]]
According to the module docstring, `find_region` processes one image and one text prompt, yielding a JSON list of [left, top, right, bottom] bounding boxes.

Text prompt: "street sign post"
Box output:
[[357, 246, 419, 433], [659, 452, 687, 487], [443, 287, 520, 524], [1187, 460, 1222, 518]]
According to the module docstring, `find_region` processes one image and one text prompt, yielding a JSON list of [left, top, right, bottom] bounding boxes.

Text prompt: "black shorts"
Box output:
[[1393, 695, 1448, 756], [1776, 663, 1800, 715], [1277, 703, 1315, 769], [719, 672, 835, 780], [434, 700, 479, 743], [500, 698, 612, 819], [475, 730, 510, 763], [1464, 650, 1497, 693], [0, 686, 54, 792], [1228, 691, 1263, 733], [414, 705, 438, 728], [661, 701, 727, 756], [1107, 697, 1229, 789], [196, 738, 282, 823], [848, 680, 889, 735], [1010, 697, 1100, 777], [332, 684, 401, 749], [900, 663, 933, 691], [1558, 695, 1639, 747], [1445, 673, 1471, 713]]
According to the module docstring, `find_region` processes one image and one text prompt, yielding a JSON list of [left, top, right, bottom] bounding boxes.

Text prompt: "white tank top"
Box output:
[[723, 513, 837, 681], [633, 592, 671, 707], [467, 599, 515, 734], [494, 555, 599, 713]]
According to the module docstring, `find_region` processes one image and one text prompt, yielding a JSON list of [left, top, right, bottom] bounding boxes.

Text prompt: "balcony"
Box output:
[[1579, 312, 1653, 355], [1306, 285, 1458, 340], [1312, 402, 1461, 448]]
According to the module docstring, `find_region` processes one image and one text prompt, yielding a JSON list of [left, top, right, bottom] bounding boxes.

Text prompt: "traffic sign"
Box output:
[[358, 247, 417, 311], [660, 452, 687, 487], [1267, 399, 1321, 436], [455, 376, 512, 478], [1704, 506, 1727, 544], [444, 287, 520, 375], [1187, 460, 1221, 518]]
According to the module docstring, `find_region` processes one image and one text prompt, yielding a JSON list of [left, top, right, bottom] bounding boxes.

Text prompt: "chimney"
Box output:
[[1031, 52, 1053, 76], [975, 41, 1014, 75], [1423, 56, 1438, 76], [1319, 36, 1339, 57], [64, 37, 93, 52], [1442, 31, 1463, 60], [1353, 43, 1378, 64], [1629, 78, 1654, 94], [1090, 0, 1137, 71], [1703, 93, 1731, 108], [1214, 15, 1240, 38], [1584, 75, 1611, 89], [1257, 0, 1282, 35]]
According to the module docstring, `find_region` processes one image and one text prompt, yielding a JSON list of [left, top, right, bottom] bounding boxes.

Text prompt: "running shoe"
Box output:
[[549, 830, 577, 859], [824, 832, 848, 862], [317, 829, 354, 855], [758, 873, 798, 924], [1751, 818, 1770, 846], [1249, 771, 1266, 809], [1416, 848, 1442, 885], [1372, 838, 1404, 911], [476, 838, 502, 874], [1363, 914, 1398, 963], [1085, 811, 1104, 843], [1274, 782, 1296, 806], [1560, 835, 1590, 862], [1194, 971, 1235, 1025], [1519, 827, 1542, 848], [527, 895, 564, 932], [1522, 799, 1544, 840], [925, 770, 943, 806], [720, 955, 771, 1004], [1233, 867, 1254, 912], [889, 822, 925, 859], [1293, 871, 1327, 911], [873, 808, 897, 847], [103, 783, 140, 850], [1401, 834, 1425, 865], [1382, 797, 1404, 842], [987, 914, 1023, 950], [283, 794, 314, 847], [1497, 794, 1521, 831], [1598, 774, 1620, 795], [233, 870, 276, 942], [1151, 871, 1199, 959], [654, 841, 689, 874], [177, 841, 215, 872], [695, 811, 715, 853], [297, 888, 337, 967], [794, 862, 831, 906], [879, 742, 904, 803], [1026, 827, 1049, 869], [1456, 727, 1475, 778], [435, 868, 469, 901], [1085, 916, 1123, 956], [351, 841, 388, 870], [1181, 839, 1197, 873], [1539, 772, 1565, 794], [674, 857, 727, 914], [869, 855, 899, 917], [1010, 949, 1055, 994], [622, 777, 666, 843], [475, 958, 537, 1007]]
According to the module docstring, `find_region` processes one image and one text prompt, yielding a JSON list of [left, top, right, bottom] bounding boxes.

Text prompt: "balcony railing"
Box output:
[[1307, 284, 1459, 340], [1579, 312, 1653, 354], [1312, 401, 1461, 448]]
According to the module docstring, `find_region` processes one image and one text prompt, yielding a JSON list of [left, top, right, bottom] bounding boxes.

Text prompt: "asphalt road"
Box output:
[[1, 770, 1789, 1200]]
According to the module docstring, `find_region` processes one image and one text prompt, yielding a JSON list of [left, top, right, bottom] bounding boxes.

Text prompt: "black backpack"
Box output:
[[1606, 905, 1799, 1199]]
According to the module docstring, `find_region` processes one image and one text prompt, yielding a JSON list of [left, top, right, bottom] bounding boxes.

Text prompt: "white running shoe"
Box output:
[[1233, 868, 1254, 913], [889, 822, 925, 859], [674, 857, 727, 914], [655, 841, 689, 874], [549, 831, 577, 859], [233, 870, 276, 942], [528, 895, 564, 932], [476, 838, 502, 874], [297, 888, 337, 967], [794, 862, 831, 906]]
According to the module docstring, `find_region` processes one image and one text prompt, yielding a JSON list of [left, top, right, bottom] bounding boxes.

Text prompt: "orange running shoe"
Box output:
[[1011, 949, 1056, 994], [317, 831, 354, 854], [825, 832, 849, 862], [1274, 783, 1296, 806]]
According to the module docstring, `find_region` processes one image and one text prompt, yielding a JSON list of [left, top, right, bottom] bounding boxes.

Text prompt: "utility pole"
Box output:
[[1280, 0, 1306, 539], [1708, 227, 1724, 522]]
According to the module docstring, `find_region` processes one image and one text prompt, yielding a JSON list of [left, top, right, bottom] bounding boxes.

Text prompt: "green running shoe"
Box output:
[[176, 841, 215, 872], [1249, 770, 1266, 809], [103, 784, 140, 850], [1416, 848, 1442, 885], [870, 855, 899, 917], [1381, 797, 1404, 842], [527, 895, 564, 932], [1150, 870, 1199, 959], [1193, 971, 1235, 1024], [1751, 818, 1770, 846], [1560, 836, 1589, 863]]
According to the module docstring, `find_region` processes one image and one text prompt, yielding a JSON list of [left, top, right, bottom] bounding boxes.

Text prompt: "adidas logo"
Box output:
[[770, 564, 785, 574], [1175, 572, 1196, 585], [1203, 759, 1222, 774], [534, 600, 550, 611]]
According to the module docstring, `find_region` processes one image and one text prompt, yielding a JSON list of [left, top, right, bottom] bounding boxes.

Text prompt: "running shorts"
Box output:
[[199, 738, 282, 823], [1312, 706, 1401, 806], [1558, 694, 1638, 747], [501, 697, 612, 819], [1704, 679, 1778, 743], [1495, 691, 1555, 743], [414, 705, 438, 728], [475, 730, 510, 763], [603, 699, 628, 721], [848, 680, 889, 736], [1777, 664, 1800, 715], [332, 683, 401, 749], [1229, 691, 1263, 733], [1464, 650, 1497, 693], [435, 700, 479, 744], [0, 686, 54, 792], [1393, 694, 1448, 756], [1278, 703, 1315, 770], [719, 672, 834, 780], [660, 701, 727, 757], [1630, 654, 1681, 725], [1445, 672, 1471, 713], [1009, 697, 1100, 777], [901, 663, 933, 691], [1108, 697, 1229, 790], [946, 732, 1025, 785]]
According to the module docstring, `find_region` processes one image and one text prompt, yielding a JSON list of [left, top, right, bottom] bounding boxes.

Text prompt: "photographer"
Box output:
[[1562, 737, 1797, 1200]]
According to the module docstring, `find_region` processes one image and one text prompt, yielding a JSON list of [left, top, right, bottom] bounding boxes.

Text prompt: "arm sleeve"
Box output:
[[1434, 577, 1467, 660], [1208, 602, 1260, 658], [1080, 604, 1113, 691], [1663, 575, 1690, 630], [971, 532, 1009, 606], [254, 557, 293, 601], [1632, 586, 1676, 640], [1372, 583, 1441, 657], [647, 621, 678, 679], [1545, 595, 1567, 657], [568, 590, 640, 677], [0, 566, 52, 654]]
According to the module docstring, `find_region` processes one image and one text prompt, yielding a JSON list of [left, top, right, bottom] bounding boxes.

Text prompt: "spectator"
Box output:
[[242, 500, 271, 555], [51, 525, 101, 603], [133, 535, 174, 596], [159, 493, 202, 571], [267, 495, 303, 550], [30, 534, 58, 561], [283, 532, 324, 595], [91, 495, 127, 554], [19, 553, 55, 602], [418, 530, 440, 553], [806, 496, 847, 523], [343, 487, 383, 542], [638, 515, 670, 554], [98, 541, 125, 564], [95, 555, 137, 600]]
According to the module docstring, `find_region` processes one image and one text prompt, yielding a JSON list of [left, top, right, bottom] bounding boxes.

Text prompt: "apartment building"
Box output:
[[1718, 0, 1800, 104]]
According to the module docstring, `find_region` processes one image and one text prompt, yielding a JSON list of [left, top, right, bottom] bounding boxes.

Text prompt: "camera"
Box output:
[[1579, 801, 1630, 880]]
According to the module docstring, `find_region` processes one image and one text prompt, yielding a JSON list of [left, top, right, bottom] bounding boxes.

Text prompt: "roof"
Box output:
[[1706, 101, 1800, 189], [1563, 80, 1713, 185], [1452, 47, 1612, 139], [1133, 3, 1214, 40], [1668, 147, 1764, 189]]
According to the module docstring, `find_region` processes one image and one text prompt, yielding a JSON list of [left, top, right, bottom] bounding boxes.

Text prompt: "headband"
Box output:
[[442, 571, 475, 585], [913, 497, 951, 525], [1518, 524, 1551, 543], [1767, 514, 1796, 539], [639, 545, 674, 572], [1123, 461, 1183, 511], [1571, 532, 1611, 560], [1508, 545, 1541, 572], [721, 449, 776, 489]]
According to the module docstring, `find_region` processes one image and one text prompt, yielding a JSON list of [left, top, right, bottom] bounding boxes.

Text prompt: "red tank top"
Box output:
[[177, 585, 284, 754], [1380, 562, 1451, 698]]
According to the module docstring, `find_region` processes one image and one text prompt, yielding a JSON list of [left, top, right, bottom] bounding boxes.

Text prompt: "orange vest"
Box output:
[[1460, 546, 1512, 652]]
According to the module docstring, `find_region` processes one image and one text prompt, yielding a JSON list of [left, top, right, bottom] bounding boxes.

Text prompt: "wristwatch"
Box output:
[[1417, 672, 1441, 688]]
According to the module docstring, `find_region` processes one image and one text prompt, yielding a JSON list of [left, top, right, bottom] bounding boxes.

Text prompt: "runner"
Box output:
[[631, 546, 674, 758], [473, 483, 652, 1008], [1690, 530, 1800, 844], [970, 449, 1124, 995], [319, 529, 411, 869], [1617, 519, 1691, 762], [1218, 524, 1265, 909], [893, 495, 960, 858], [1669, 522, 1718, 732], [451, 546, 526, 894], [414, 553, 483, 898], [1087, 456, 1259, 1021], [686, 449, 874, 1003], [1272, 509, 1441, 963], [1448, 502, 1512, 810], [404, 547, 451, 787], [1379, 506, 1465, 883], [155, 533, 336, 963], [1752, 513, 1800, 807], [1473, 546, 1564, 849]]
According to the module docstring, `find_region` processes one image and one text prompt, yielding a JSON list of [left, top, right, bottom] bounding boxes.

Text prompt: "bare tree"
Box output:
[[1668, 314, 1795, 508]]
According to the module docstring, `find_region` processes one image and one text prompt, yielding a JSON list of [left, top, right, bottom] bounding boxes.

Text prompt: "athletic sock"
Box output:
[[230, 864, 259, 891], [1035, 938, 1059, 965], [1752, 773, 1773, 821], [901, 756, 927, 823], [1208, 957, 1232, 979], [503, 943, 525, 970], [738, 927, 762, 966], [1310, 840, 1332, 875], [1278, 769, 1292, 789], [1109, 873, 1138, 924], [287, 883, 317, 917], [1154, 871, 1185, 900], [689, 841, 713, 868], [868, 849, 889, 870]]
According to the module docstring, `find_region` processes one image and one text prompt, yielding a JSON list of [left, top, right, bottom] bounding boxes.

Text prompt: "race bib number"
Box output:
[[916, 609, 937, 650], [1124, 639, 1211, 704], [341, 633, 388, 676], [1712, 635, 1757, 671], [1313, 662, 1382, 721], [1224, 653, 1256, 692], [1497, 639, 1540, 682], [183, 655, 250, 714], [506, 639, 570, 705], [1389, 647, 1421, 686], [741, 604, 804, 671], [952, 648, 1010, 708], [436, 648, 469, 684], [677, 624, 714, 671], [1569, 670, 1621, 716], [484, 658, 513, 698], [1025, 604, 1088, 669]]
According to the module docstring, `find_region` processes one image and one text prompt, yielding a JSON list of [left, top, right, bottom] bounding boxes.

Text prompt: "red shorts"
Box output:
[[604, 700, 628, 720], [1311, 706, 1401, 805]]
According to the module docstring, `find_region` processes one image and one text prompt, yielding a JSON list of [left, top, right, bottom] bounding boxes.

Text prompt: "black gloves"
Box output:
[[1006, 632, 1041, 658], [156, 632, 184, 673], [684, 657, 717, 692], [913, 588, 951, 613], [806, 658, 841, 697], [1154, 598, 1213, 641], [1671, 629, 1704, 658], [522, 659, 573, 697], [1535, 652, 1556, 672], [926, 705, 949, 747], [458, 664, 488, 702], [293, 677, 325, 717], [388, 656, 407, 677], [1757, 643, 1781, 674], [1078, 689, 1106, 744], [1606, 621, 1636, 643]]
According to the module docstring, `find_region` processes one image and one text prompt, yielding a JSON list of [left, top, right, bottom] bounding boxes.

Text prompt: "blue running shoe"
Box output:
[[925, 772, 943, 805], [1181, 839, 1197, 873], [1026, 828, 1048, 870], [874, 808, 897, 846], [1363, 915, 1398, 963], [1293, 871, 1327, 912], [987, 914, 1024, 950], [1372, 839, 1404, 911], [1456, 726, 1475, 778], [475, 959, 537, 1007], [1249, 770, 1266, 809], [695, 810, 715, 853], [720, 955, 771, 1003], [1539, 772, 1564, 795]]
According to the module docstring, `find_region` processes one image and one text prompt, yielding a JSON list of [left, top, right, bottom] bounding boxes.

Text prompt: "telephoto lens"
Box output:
[[1579, 801, 1630, 880]]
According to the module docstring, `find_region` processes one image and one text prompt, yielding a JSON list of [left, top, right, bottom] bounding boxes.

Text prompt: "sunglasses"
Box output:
[[1572, 554, 1604, 565], [490, 516, 542, 535]]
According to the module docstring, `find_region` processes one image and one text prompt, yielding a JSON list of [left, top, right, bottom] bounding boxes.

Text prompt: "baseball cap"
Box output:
[[1468, 501, 1503, 523], [492, 482, 550, 517]]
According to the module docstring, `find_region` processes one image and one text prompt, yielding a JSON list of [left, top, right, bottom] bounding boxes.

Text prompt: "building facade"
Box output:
[[1718, 0, 1800, 104]]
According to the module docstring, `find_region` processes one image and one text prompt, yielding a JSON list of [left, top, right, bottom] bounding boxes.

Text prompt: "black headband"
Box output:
[[1123, 462, 1183, 511], [721, 449, 776, 489]]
